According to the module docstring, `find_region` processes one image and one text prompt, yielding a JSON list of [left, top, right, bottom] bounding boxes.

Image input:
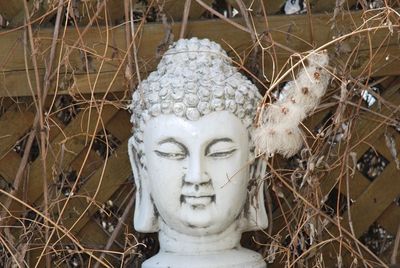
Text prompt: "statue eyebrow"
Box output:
[[205, 138, 234, 154], [157, 138, 188, 154]]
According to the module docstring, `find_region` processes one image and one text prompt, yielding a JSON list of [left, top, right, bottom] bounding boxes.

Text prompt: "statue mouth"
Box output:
[[180, 195, 215, 207]]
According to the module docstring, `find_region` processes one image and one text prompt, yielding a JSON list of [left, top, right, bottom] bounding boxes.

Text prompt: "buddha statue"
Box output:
[[128, 38, 268, 268]]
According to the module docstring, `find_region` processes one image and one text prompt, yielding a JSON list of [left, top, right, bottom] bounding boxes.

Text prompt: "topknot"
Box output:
[[130, 38, 262, 143]]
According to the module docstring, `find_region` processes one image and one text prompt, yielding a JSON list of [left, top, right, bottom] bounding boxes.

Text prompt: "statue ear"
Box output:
[[242, 158, 268, 232], [128, 136, 159, 232]]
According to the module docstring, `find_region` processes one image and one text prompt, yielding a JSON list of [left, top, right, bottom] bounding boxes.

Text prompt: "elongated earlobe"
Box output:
[[242, 158, 268, 231], [128, 137, 159, 232]]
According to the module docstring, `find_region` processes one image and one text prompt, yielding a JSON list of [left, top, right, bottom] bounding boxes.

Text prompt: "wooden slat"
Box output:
[[48, 110, 133, 233], [69, 148, 104, 181], [76, 221, 121, 267], [0, 0, 124, 27], [104, 110, 131, 142], [321, 112, 399, 266], [228, 0, 358, 14], [0, 0, 24, 22], [378, 202, 400, 235], [77, 181, 134, 245], [0, 105, 120, 240], [163, 0, 213, 20], [0, 97, 14, 112], [0, 104, 34, 159], [0, 0, 39, 27], [350, 46, 400, 77], [27, 149, 105, 268], [338, 161, 400, 238], [75, 179, 134, 247], [321, 81, 400, 198], [73, 179, 135, 266], [27, 104, 119, 204], [271, 80, 400, 233], [0, 151, 23, 183], [270, 79, 400, 267], [0, 25, 127, 92], [58, 138, 130, 232], [336, 130, 398, 200], [227, 0, 283, 15], [0, 69, 126, 97], [310, 0, 358, 13], [0, 98, 86, 186], [75, 0, 125, 26], [318, 81, 400, 267], [1, 103, 126, 228], [26, 114, 129, 267], [78, 220, 112, 247], [28, 222, 115, 267], [0, 10, 399, 97], [320, 159, 400, 268], [321, 85, 400, 266]]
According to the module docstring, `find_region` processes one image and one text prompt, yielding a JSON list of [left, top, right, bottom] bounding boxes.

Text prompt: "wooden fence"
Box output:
[[0, 0, 399, 267], [0, 96, 138, 266], [268, 77, 400, 267]]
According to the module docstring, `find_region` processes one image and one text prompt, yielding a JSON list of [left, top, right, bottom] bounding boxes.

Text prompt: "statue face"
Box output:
[[142, 111, 250, 236]]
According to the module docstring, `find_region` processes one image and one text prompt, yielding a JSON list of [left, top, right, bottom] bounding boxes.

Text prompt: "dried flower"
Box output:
[[255, 50, 330, 157]]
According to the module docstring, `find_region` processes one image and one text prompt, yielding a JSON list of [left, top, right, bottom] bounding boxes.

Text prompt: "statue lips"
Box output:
[[181, 194, 215, 208], [181, 181, 215, 208]]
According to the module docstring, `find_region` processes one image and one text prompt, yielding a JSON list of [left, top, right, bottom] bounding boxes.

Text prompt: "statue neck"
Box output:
[[158, 220, 242, 254]]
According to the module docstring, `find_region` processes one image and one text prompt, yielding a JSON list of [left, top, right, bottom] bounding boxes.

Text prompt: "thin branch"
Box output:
[[180, 0, 192, 39], [391, 223, 400, 266], [194, 0, 250, 33], [93, 190, 136, 268]]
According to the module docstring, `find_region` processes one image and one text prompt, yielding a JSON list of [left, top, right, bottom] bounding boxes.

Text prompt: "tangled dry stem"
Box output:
[[0, 0, 399, 267]]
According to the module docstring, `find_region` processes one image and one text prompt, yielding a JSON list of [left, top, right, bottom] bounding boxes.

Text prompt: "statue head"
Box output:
[[128, 38, 268, 238]]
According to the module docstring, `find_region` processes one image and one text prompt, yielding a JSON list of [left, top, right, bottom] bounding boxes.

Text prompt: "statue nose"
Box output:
[[185, 156, 208, 184]]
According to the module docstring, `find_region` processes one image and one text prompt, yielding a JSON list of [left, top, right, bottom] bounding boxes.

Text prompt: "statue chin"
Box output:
[[141, 222, 266, 268], [142, 248, 266, 268]]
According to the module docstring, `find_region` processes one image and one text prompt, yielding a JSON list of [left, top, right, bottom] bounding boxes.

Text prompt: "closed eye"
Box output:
[[155, 138, 188, 160], [205, 138, 237, 159], [207, 148, 237, 158], [154, 150, 187, 160]]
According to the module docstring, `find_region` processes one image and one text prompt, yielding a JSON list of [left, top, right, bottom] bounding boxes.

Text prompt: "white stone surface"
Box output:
[[143, 248, 265, 268], [128, 38, 267, 268]]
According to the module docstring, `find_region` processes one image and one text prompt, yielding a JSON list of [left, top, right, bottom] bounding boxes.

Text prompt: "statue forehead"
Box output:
[[142, 111, 249, 138]]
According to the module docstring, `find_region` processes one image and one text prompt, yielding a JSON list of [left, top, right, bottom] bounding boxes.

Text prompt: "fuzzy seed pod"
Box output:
[[255, 50, 330, 158]]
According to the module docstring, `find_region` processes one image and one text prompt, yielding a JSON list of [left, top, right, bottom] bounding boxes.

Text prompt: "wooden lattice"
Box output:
[[0, 0, 399, 267]]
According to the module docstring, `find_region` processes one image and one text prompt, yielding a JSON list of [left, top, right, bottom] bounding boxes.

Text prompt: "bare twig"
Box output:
[[180, 0, 192, 39], [391, 223, 400, 266], [93, 190, 136, 268], [194, 0, 250, 33], [124, 0, 134, 89]]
